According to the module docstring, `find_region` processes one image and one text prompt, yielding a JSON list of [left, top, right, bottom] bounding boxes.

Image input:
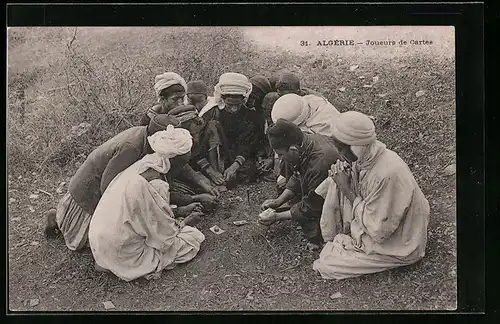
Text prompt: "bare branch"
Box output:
[[67, 27, 78, 50]]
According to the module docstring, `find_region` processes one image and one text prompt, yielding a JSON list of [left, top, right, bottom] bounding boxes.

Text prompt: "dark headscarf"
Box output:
[[250, 75, 272, 95], [267, 118, 304, 149], [276, 73, 301, 93], [268, 75, 279, 92], [262, 92, 280, 112], [187, 81, 208, 96]]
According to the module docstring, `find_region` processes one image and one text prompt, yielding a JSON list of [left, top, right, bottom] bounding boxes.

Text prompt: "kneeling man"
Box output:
[[259, 119, 341, 248], [312, 111, 430, 280]]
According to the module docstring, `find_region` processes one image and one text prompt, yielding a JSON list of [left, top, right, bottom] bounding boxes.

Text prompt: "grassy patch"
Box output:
[[8, 27, 456, 311]]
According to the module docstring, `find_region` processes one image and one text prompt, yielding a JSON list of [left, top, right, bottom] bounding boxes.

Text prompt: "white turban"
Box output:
[[147, 125, 193, 158], [271, 93, 309, 125], [213, 72, 253, 105], [134, 153, 171, 175], [331, 111, 376, 146], [198, 73, 253, 117], [153, 72, 187, 102]]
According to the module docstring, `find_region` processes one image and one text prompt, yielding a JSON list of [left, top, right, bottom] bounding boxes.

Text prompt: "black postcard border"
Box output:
[[4, 1, 489, 321]]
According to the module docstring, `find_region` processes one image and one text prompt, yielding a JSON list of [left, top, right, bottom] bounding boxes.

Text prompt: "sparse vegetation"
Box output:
[[8, 27, 456, 311]]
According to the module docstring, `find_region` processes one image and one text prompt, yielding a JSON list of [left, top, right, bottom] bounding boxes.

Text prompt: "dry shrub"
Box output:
[[7, 27, 265, 173], [8, 27, 455, 178]]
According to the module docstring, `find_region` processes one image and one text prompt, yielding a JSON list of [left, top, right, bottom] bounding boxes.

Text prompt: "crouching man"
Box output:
[[312, 111, 430, 280], [259, 119, 341, 249]]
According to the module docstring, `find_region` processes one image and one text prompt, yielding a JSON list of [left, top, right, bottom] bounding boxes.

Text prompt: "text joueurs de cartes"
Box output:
[[299, 39, 433, 47]]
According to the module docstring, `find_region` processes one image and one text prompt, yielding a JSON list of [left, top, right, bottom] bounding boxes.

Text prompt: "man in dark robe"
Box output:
[[259, 119, 341, 249]]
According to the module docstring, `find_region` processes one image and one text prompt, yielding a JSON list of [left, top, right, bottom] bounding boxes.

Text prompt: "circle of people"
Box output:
[[44, 71, 430, 282]]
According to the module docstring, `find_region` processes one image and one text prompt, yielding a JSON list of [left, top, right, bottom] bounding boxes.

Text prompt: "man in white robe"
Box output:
[[89, 126, 205, 281], [312, 111, 430, 280]]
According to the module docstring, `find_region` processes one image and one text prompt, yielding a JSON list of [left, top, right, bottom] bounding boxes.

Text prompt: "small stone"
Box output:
[[30, 241, 40, 246], [12, 217, 21, 221], [330, 292, 343, 299], [372, 76, 379, 83], [337, 58, 343, 63], [377, 93, 387, 98], [415, 90, 426, 97], [32, 172, 37, 176], [18, 175, 22, 180], [9, 198, 16, 204], [29, 299, 40, 307], [359, 76, 365, 79], [28, 206, 35, 213], [338, 87, 346, 92], [56, 182, 67, 194], [443, 164, 456, 176], [349, 65, 359, 71], [103, 301, 115, 310], [419, 133, 424, 139], [363, 84, 373, 88], [245, 290, 254, 300], [29, 194, 39, 199]]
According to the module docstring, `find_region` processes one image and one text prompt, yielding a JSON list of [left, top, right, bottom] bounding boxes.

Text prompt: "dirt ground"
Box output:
[[8, 133, 456, 311], [8, 27, 457, 312], [8, 175, 456, 311]]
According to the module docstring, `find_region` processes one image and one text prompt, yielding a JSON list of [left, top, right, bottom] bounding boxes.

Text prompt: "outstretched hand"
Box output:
[[193, 193, 218, 211], [261, 198, 281, 211], [206, 167, 226, 186], [175, 202, 203, 217], [258, 209, 277, 226], [183, 212, 205, 227], [223, 163, 239, 182]]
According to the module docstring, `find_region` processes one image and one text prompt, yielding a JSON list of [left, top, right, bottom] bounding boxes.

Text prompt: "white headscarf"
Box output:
[[331, 111, 376, 146], [153, 72, 188, 102], [271, 93, 309, 126], [199, 73, 252, 117], [134, 153, 172, 175], [147, 125, 193, 158]]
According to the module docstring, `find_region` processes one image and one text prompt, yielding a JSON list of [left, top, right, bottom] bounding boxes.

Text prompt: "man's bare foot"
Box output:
[[306, 242, 322, 252], [44, 209, 60, 238]]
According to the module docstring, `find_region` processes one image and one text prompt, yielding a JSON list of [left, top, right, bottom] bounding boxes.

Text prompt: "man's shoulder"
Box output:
[[306, 133, 340, 158], [372, 149, 411, 180], [308, 133, 336, 146], [110, 126, 147, 148]]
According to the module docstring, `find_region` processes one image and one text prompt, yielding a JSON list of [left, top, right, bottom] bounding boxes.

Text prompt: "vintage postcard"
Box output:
[[8, 25, 456, 312]]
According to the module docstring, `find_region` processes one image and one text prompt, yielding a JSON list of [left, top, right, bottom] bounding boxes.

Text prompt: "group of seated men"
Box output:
[[44, 70, 430, 281]]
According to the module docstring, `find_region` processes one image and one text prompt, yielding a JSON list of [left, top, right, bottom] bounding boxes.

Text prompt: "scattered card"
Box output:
[[233, 220, 248, 226], [103, 301, 115, 310], [216, 185, 227, 192], [209, 225, 225, 235]]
